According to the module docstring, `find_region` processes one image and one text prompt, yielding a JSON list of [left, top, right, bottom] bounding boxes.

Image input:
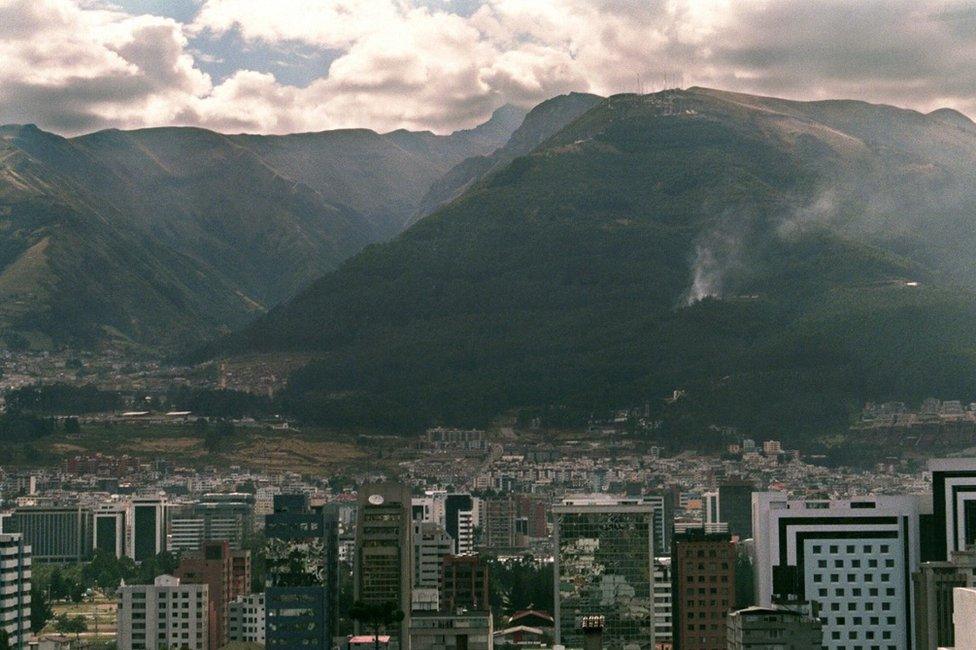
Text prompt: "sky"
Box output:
[[2, 0, 975, 136]]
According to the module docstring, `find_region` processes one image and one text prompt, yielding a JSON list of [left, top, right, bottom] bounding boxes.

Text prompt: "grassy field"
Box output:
[[46, 592, 118, 641], [28, 422, 372, 474]]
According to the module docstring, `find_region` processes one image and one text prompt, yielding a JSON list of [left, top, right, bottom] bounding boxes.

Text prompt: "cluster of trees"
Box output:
[[487, 556, 553, 616], [5, 383, 122, 414], [0, 411, 55, 442], [30, 551, 179, 633]]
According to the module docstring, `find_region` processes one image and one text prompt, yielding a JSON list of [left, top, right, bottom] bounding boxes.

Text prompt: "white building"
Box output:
[[414, 521, 453, 590], [117, 574, 209, 650], [703, 490, 720, 527], [0, 534, 31, 649], [228, 592, 265, 645], [652, 558, 672, 644], [951, 587, 976, 649], [752, 493, 922, 650]]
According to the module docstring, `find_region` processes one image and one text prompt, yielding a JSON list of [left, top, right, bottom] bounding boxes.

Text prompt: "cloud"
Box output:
[[2, 0, 976, 136]]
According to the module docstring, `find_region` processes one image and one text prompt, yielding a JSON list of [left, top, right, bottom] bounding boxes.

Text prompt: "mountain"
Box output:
[[212, 88, 976, 436], [229, 104, 526, 237], [413, 92, 602, 221], [0, 108, 524, 349]]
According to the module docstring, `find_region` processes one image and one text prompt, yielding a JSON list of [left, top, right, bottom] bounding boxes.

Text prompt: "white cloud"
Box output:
[[1, 0, 975, 136]]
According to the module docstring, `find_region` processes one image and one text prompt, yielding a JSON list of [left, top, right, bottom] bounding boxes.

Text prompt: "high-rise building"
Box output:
[[914, 562, 966, 650], [644, 493, 672, 556], [726, 606, 822, 649], [131, 497, 168, 562], [752, 493, 922, 650], [670, 529, 735, 650], [445, 494, 476, 555], [94, 505, 126, 558], [929, 459, 976, 561], [264, 494, 338, 650], [515, 495, 547, 540], [0, 534, 31, 649], [229, 593, 265, 645], [717, 480, 754, 541], [441, 554, 490, 613], [117, 574, 209, 650], [553, 497, 656, 650], [482, 497, 518, 551], [2, 505, 93, 563], [703, 491, 719, 529], [356, 482, 413, 649], [168, 493, 254, 552], [414, 521, 454, 591], [175, 541, 250, 649], [653, 558, 673, 645]]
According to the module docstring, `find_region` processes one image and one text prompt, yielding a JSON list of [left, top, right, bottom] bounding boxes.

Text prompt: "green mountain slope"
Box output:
[[413, 93, 602, 221], [0, 108, 524, 348], [213, 89, 976, 435]]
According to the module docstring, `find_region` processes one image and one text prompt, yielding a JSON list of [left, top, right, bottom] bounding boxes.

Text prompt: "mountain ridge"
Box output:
[[0, 105, 533, 348], [208, 87, 976, 435]]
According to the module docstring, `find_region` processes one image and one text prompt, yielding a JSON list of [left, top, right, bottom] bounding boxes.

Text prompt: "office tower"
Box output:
[[117, 574, 209, 650], [752, 493, 922, 650], [670, 529, 735, 650], [231, 549, 251, 597], [441, 554, 490, 612], [652, 558, 672, 644], [2, 505, 93, 563], [168, 494, 254, 552], [414, 521, 454, 590], [553, 497, 656, 650], [131, 497, 168, 561], [717, 480, 754, 540], [0, 534, 31, 648], [703, 491, 719, 528], [94, 505, 126, 558], [176, 541, 250, 649], [914, 562, 966, 650], [445, 494, 476, 555], [409, 611, 494, 650], [929, 459, 976, 561], [265, 494, 338, 650], [483, 496, 518, 550], [356, 482, 413, 648], [644, 493, 672, 556], [229, 593, 265, 644], [726, 606, 822, 649], [515, 495, 547, 539]]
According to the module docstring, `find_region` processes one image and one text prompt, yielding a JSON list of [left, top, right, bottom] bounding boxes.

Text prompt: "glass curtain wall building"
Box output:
[[553, 498, 656, 650]]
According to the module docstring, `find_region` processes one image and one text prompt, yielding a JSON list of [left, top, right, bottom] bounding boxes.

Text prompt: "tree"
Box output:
[[0, 628, 10, 650], [64, 417, 81, 434], [203, 419, 234, 453], [30, 583, 53, 633], [349, 601, 404, 650], [55, 613, 87, 640]]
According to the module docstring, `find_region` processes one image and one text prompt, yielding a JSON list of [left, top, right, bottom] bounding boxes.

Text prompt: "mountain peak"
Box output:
[[928, 107, 975, 130]]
